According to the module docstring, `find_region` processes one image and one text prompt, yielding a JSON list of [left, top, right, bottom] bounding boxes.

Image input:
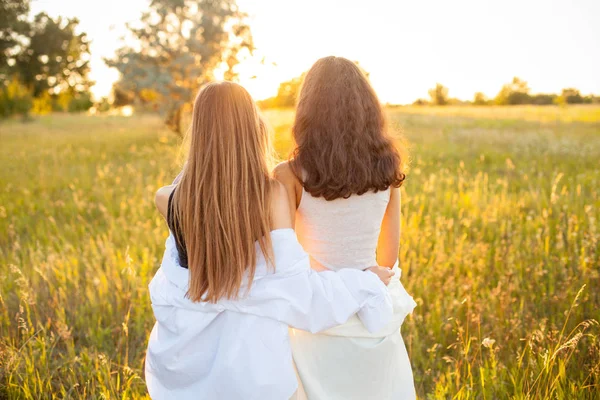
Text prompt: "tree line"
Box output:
[[260, 75, 599, 109], [419, 78, 599, 106], [0, 0, 94, 119]]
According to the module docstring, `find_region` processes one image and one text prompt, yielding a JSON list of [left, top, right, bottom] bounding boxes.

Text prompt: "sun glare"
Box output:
[[121, 106, 134, 117]]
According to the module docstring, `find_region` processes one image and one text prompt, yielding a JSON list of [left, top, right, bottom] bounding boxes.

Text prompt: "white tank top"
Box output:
[[295, 187, 390, 271]]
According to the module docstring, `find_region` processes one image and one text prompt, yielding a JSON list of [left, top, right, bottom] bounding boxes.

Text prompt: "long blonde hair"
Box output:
[[172, 82, 274, 303]]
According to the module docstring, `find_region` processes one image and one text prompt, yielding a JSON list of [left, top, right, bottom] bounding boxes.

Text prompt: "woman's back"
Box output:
[[279, 55, 415, 400], [295, 188, 390, 271]]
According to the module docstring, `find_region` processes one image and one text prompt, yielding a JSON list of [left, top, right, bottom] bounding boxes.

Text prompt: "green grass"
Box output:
[[1, 106, 599, 399]]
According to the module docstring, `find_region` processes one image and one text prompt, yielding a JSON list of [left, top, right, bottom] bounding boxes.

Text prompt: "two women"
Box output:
[[145, 57, 416, 399]]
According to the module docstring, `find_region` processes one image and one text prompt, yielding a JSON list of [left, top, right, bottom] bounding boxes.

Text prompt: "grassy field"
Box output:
[[1, 106, 599, 399]]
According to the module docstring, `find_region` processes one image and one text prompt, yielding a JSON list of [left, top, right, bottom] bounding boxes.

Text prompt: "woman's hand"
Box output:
[[366, 266, 395, 286]]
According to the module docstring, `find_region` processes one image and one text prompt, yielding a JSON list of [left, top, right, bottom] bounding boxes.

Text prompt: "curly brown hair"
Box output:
[[290, 56, 405, 201]]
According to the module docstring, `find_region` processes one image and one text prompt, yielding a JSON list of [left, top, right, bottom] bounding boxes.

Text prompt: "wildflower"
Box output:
[[482, 337, 495, 349]]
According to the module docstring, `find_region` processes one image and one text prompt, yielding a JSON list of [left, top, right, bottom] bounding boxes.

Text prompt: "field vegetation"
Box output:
[[1, 105, 599, 398]]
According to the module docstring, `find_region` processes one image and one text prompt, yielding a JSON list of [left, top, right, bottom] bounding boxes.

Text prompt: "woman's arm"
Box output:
[[270, 180, 294, 230], [155, 185, 176, 220], [376, 187, 401, 268], [154, 236, 394, 334], [154, 163, 185, 220], [273, 161, 301, 228]]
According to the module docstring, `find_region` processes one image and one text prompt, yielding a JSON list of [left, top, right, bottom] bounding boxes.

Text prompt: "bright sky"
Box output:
[[32, 0, 600, 104]]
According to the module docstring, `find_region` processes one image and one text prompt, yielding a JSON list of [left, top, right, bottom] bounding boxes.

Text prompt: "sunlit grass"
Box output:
[[1, 107, 599, 398]]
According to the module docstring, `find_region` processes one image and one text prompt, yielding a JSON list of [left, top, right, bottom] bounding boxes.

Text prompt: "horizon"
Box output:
[[31, 0, 600, 104]]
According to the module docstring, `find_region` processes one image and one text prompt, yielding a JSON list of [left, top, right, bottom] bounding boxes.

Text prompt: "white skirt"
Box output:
[[290, 264, 417, 400], [290, 329, 416, 400]]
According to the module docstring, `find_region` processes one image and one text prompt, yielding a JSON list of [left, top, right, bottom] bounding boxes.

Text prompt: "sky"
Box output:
[[31, 0, 600, 104]]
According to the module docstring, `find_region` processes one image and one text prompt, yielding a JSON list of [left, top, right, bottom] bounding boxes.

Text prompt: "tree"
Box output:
[[428, 83, 449, 106], [258, 73, 304, 109], [495, 77, 530, 105], [106, 0, 253, 134], [0, 0, 30, 80], [13, 12, 92, 98], [561, 88, 583, 104], [473, 92, 488, 105], [1, 6, 93, 117]]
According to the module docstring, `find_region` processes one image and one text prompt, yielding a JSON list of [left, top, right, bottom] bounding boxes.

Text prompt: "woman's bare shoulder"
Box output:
[[269, 180, 293, 230], [273, 161, 297, 184], [155, 185, 176, 219], [273, 160, 303, 211]]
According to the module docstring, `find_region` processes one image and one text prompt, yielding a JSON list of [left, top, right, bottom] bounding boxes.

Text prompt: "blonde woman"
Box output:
[[275, 57, 417, 399], [144, 82, 395, 399]]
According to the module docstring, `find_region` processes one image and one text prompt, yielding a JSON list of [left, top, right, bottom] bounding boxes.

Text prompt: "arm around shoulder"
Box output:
[[270, 180, 294, 231], [273, 161, 300, 225]]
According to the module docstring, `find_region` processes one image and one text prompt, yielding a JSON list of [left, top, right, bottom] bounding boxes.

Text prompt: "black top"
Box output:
[[167, 189, 189, 269]]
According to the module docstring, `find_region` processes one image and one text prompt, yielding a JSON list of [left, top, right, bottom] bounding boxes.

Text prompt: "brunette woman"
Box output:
[[275, 57, 417, 400]]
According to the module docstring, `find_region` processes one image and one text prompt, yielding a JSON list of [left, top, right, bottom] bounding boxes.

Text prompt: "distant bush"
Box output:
[[495, 77, 531, 105], [413, 98, 429, 106], [95, 97, 111, 113], [0, 78, 33, 119], [67, 92, 94, 112], [32, 92, 53, 115], [586, 95, 600, 104], [0, 84, 94, 118], [258, 74, 305, 109], [473, 92, 489, 105], [530, 93, 557, 105], [428, 83, 449, 106]]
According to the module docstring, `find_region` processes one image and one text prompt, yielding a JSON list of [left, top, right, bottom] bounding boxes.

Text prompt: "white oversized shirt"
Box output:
[[145, 229, 394, 400]]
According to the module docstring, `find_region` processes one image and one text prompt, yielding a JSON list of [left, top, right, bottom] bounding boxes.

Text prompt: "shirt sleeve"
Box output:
[[153, 231, 394, 334], [231, 256, 393, 333], [159, 256, 393, 334]]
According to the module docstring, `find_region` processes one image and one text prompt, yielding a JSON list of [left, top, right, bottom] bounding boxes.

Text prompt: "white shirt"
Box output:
[[145, 229, 393, 400]]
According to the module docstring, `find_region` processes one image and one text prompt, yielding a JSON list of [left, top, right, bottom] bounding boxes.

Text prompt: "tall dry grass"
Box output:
[[1, 106, 599, 398]]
